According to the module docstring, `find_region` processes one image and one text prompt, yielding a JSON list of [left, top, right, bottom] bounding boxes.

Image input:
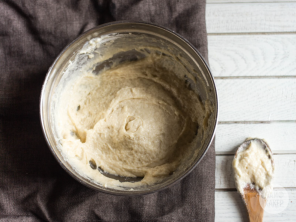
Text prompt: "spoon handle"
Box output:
[[244, 189, 266, 222]]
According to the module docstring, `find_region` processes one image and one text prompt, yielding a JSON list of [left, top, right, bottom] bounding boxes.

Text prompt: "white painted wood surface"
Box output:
[[206, 1, 296, 221], [216, 189, 296, 222], [208, 35, 296, 77], [216, 155, 296, 189], [215, 122, 296, 154], [206, 3, 296, 33], [216, 79, 296, 121]]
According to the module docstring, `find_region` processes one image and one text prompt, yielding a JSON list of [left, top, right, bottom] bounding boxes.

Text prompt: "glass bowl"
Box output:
[[40, 21, 218, 195]]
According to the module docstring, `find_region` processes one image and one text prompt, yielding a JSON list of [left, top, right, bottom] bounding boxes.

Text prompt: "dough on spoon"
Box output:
[[233, 139, 274, 198]]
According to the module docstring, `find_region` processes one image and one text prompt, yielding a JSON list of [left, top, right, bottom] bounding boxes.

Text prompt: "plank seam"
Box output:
[[215, 188, 296, 191], [215, 154, 236, 156], [218, 120, 296, 124], [216, 152, 296, 155], [214, 76, 296, 79], [207, 32, 296, 36]]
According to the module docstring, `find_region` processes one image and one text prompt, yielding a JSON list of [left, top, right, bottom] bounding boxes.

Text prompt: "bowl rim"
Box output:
[[40, 20, 219, 196]]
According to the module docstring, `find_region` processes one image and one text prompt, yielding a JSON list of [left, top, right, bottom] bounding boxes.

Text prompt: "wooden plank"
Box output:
[[215, 155, 296, 189], [216, 79, 296, 121], [215, 189, 296, 222], [206, 3, 296, 33], [215, 122, 296, 154], [208, 35, 296, 77]]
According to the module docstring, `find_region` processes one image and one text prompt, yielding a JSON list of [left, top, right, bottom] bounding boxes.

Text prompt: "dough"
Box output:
[[54, 40, 210, 189], [233, 139, 274, 198]]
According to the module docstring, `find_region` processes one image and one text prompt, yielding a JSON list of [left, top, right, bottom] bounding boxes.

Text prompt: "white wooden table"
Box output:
[[206, 0, 296, 221]]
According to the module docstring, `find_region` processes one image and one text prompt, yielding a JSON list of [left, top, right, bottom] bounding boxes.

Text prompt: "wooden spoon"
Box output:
[[243, 186, 266, 222], [234, 138, 274, 222]]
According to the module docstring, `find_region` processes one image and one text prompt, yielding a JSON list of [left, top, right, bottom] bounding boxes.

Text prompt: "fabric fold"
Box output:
[[0, 0, 214, 221]]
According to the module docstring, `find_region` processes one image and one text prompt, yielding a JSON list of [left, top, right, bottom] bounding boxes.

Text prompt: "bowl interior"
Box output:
[[40, 22, 218, 195]]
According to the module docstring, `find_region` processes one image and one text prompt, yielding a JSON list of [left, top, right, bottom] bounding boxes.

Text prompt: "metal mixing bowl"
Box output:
[[40, 21, 218, 195]]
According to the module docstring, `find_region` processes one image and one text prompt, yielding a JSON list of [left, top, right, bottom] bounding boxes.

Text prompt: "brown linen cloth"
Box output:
[[0, 0, 215, 221]]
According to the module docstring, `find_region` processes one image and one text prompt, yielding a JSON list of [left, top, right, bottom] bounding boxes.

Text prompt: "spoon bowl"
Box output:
[[233, 138, 274, 222]]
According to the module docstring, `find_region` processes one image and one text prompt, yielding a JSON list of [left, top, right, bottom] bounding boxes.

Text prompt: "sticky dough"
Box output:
[[56, 48, 210, 189], [233, 139, 274, 198]]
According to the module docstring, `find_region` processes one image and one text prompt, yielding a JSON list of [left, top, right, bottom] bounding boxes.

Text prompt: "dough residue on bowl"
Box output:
[[53, 36, 211, 189]]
